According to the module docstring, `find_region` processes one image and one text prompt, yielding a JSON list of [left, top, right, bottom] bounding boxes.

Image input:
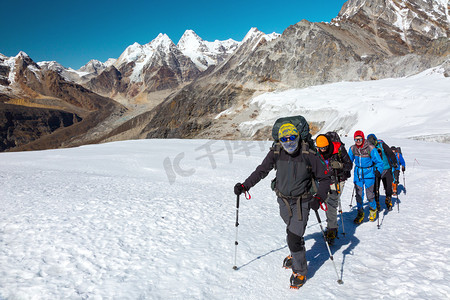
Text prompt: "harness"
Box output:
[[276, 191, 312, 221]]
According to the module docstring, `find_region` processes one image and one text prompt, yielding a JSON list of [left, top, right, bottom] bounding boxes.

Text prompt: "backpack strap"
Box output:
[[300, 140, 318, 194], [270, 142, 281, 170], [301, 140, 315, 155]]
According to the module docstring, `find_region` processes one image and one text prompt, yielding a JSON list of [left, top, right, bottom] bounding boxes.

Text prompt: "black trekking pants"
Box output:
[[277, 197, 310, 276], [376, 169, 394, 198], [393, 170, 400, 184]]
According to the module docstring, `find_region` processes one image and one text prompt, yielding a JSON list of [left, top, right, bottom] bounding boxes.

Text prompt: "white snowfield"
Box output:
[[1, 69, 450, 299], [238, 66, 450, 141]]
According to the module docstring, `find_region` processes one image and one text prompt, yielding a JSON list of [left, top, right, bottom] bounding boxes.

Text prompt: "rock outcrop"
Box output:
[[0, 103, 82, 151], [0, 52, 126, 152]]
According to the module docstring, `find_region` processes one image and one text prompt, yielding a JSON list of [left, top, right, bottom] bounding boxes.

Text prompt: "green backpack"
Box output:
[[271, 115, 316, 151]]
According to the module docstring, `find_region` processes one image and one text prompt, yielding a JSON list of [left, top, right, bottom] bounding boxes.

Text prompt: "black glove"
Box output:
[[310, 195, 322, 211], [402, 166, 405, 172], [330, 161, 343, 169], [393, 163, 398, 169], [234, 183, 245, 195], [375, 170, 381, 178]]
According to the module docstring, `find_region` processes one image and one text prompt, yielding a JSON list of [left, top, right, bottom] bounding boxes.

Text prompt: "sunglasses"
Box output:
[[354, 138, 363, 142], [318, 146, 328, 151], [280, 135, 298, 142]]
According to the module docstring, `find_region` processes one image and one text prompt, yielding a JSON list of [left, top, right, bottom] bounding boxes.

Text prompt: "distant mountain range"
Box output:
[[0, 0, 449, 152]]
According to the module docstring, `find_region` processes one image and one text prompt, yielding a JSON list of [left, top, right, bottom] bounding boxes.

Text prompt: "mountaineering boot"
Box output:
[[385, 196, 393, 211], [393, 183, 398, 196], [354, 209, 364, 224], [325, 228, 338, 244], [369, 208, 377, 222], [290, 272, 306, 289], [282, 255, 293, 269]]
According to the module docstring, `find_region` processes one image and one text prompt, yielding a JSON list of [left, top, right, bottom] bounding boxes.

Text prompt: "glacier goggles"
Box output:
[[280, 135, 298, 143]]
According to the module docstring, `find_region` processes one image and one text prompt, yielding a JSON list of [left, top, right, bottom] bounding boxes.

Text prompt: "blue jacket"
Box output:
[[349, 140, 384, 181], [393, 152, 405, 171]]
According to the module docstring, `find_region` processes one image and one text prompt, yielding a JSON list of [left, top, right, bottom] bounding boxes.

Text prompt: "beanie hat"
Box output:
[[278, 123, 299, 139], [354, 130, 364, 140], [316, 135, 329, 148]]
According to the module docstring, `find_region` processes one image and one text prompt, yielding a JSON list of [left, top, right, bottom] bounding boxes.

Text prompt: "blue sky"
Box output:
[[1, 0, 347, 69]]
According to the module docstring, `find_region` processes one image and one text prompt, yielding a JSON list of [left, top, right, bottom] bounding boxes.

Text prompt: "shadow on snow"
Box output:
[[305, 208, 360, 282], [235, 185, 404, 277], [235, 245, 288, 271]]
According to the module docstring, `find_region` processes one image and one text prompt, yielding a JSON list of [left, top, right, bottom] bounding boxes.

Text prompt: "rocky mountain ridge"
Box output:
[[83, 29, 276, 104], [121, 0, 449, 142], [0, 52, 126, 151], [28, 31, 246, 104], [1, 0, 449, 152]]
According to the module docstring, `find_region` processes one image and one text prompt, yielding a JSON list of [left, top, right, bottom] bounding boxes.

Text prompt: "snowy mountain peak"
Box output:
[[16, 51, 30, 59], [104, 58, 116, 67], [38, 61, 65, 71], [116, 42, 146, 66], [177, 30, 240, 70], [177, 30, 204, 51], [242, 27, 263, 43], [149, 33, 175, 51], [126, 42, 144, 55], [78, 59, 107, 73], [88, 59, 102, 65], [240, 27, 280, 51], [179, 29, 202, 42]]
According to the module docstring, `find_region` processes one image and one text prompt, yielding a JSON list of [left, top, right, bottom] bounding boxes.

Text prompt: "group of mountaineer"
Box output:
[[233, 116, 406, 289]]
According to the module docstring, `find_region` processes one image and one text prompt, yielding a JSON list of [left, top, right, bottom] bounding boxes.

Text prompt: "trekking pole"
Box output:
[[314, 210, 344, 284], [334, 170, 345, 236], [375, 175, 380, 229], [397, 176, 401, 213], [402, 170, 406, 189], [233, 189, 251, 270], [349, 185, 355, 208], [233, 194, 240, 270]]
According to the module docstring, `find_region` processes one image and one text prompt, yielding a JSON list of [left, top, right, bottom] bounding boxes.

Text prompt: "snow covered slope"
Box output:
[[0, 137, 449, 299], [235, 65, 450, 142], [1, 62, 450, 298]]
